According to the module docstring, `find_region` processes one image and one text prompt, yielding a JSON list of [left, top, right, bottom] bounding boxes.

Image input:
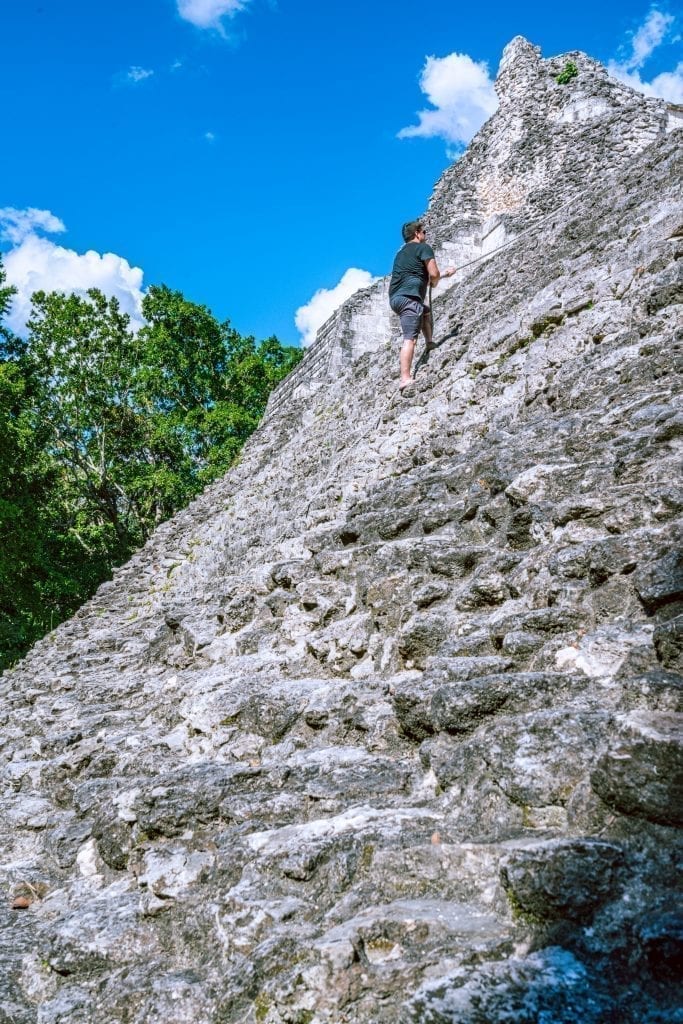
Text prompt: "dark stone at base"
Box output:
[[499, 838, 624, 921]]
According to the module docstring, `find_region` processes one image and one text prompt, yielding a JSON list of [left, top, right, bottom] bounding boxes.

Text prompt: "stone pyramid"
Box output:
[[2, 37, 682, 1024]]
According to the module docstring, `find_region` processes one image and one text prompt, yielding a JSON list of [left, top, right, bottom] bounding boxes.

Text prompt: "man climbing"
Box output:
[[389, 220, 456, 392]]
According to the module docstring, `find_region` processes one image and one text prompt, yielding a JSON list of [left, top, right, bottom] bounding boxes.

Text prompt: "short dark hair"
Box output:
[[402, 220, 423, 242]]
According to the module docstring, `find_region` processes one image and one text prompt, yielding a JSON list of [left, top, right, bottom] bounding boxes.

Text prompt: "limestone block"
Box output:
[[426, 656, 514, 683], [398, 614, 449, 669], [654, 614, 683, 670], [499, 838, 624, 921], [392, 672, 439, 741], [591, 711, 683, 825], [405, 946, 609, 1023], [138, 846, 215, 898], [616, 670, 683, 714], [634, 550, 683, 614], [306, 612, 373, 673], [430, 672, 576, 737], [501, 630, 545, 655], [505, 463, 576, 505], [133, 763, 261, 837], [482, 709, 609, 807], [44, 894, 162, 976]]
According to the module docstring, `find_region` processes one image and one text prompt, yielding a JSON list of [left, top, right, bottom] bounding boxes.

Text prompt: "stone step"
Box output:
[[391, 669, 587, 742], [0, 900, 39, 1024], [339, 839, 512, 912], [317, 895, 512, 969], [405, 945, 613, 1024], [591, 710, 683, 826]]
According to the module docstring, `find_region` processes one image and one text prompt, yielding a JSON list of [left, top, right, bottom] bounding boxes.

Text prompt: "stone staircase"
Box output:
[[1, 39, 682, 1024]]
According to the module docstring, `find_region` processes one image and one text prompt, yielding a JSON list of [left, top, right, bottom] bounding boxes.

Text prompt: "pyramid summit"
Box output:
[[2, 39, 682, 1024], [268, 34, 680, 416]]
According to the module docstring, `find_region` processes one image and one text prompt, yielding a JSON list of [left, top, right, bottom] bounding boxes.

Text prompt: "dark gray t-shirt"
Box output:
[[389, 241, 434, 302]]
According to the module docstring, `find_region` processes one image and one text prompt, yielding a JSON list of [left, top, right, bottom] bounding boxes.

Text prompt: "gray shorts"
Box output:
[[390, 294, 428, 340]]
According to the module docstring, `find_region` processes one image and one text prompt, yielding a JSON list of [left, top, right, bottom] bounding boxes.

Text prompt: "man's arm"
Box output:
[[425, 258, 456, 286]]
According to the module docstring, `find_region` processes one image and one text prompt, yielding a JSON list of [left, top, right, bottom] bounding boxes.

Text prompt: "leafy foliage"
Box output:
[[0, 268, 302, 669], [556, 61, 579, 86]]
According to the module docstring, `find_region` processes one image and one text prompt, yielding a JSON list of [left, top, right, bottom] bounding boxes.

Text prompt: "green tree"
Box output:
[[0, 262, 14, 344], [136, 285, 302, 483], [27, 288, 146, 558], [0, 275, 302, 669], [0, 267, 110, 663]]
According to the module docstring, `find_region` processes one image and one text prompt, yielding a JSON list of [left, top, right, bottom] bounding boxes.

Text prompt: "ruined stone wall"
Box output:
[[425, 37, 673, 283]]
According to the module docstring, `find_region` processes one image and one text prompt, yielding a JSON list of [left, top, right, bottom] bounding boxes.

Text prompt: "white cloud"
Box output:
[[0, 209, 145, 336], [127, 66, 154, 83], [204, 130, 217, 142], [625, 10, 674, 69], [398, 52, 498, 150], [608, 60, 683, 101], [0, 207, 66, 245], [608, 8, 683, 102], [295, 268, 378, 347], [177, 0, 250, 30]]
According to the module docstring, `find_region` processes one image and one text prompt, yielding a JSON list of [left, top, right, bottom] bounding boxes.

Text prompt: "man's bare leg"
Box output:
[[399, 337, 417, 387]]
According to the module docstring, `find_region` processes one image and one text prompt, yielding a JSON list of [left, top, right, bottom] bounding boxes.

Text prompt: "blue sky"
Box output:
[[1, 1, 681, 347]]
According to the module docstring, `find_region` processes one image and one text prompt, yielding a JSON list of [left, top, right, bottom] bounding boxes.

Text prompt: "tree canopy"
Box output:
[[0, 268, 302, 669]]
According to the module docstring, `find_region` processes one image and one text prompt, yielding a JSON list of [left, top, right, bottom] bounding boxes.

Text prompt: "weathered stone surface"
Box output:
[[634, 551, 683, 613], [398, 613, 449, 668], [654, 614, 683, 670], [430, 672, 579, 735], [1, 35, 681, 1024], [591, 711, 683, 825], [635, 909, 683, 982], [499, 838, 624, 921], [392, 672, 438, 740], [616, 670, 683, 713], [404, 946, 610, 1024]]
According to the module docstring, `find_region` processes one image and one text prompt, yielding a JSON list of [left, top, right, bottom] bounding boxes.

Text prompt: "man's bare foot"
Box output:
[[399, 378, 415, 392]]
